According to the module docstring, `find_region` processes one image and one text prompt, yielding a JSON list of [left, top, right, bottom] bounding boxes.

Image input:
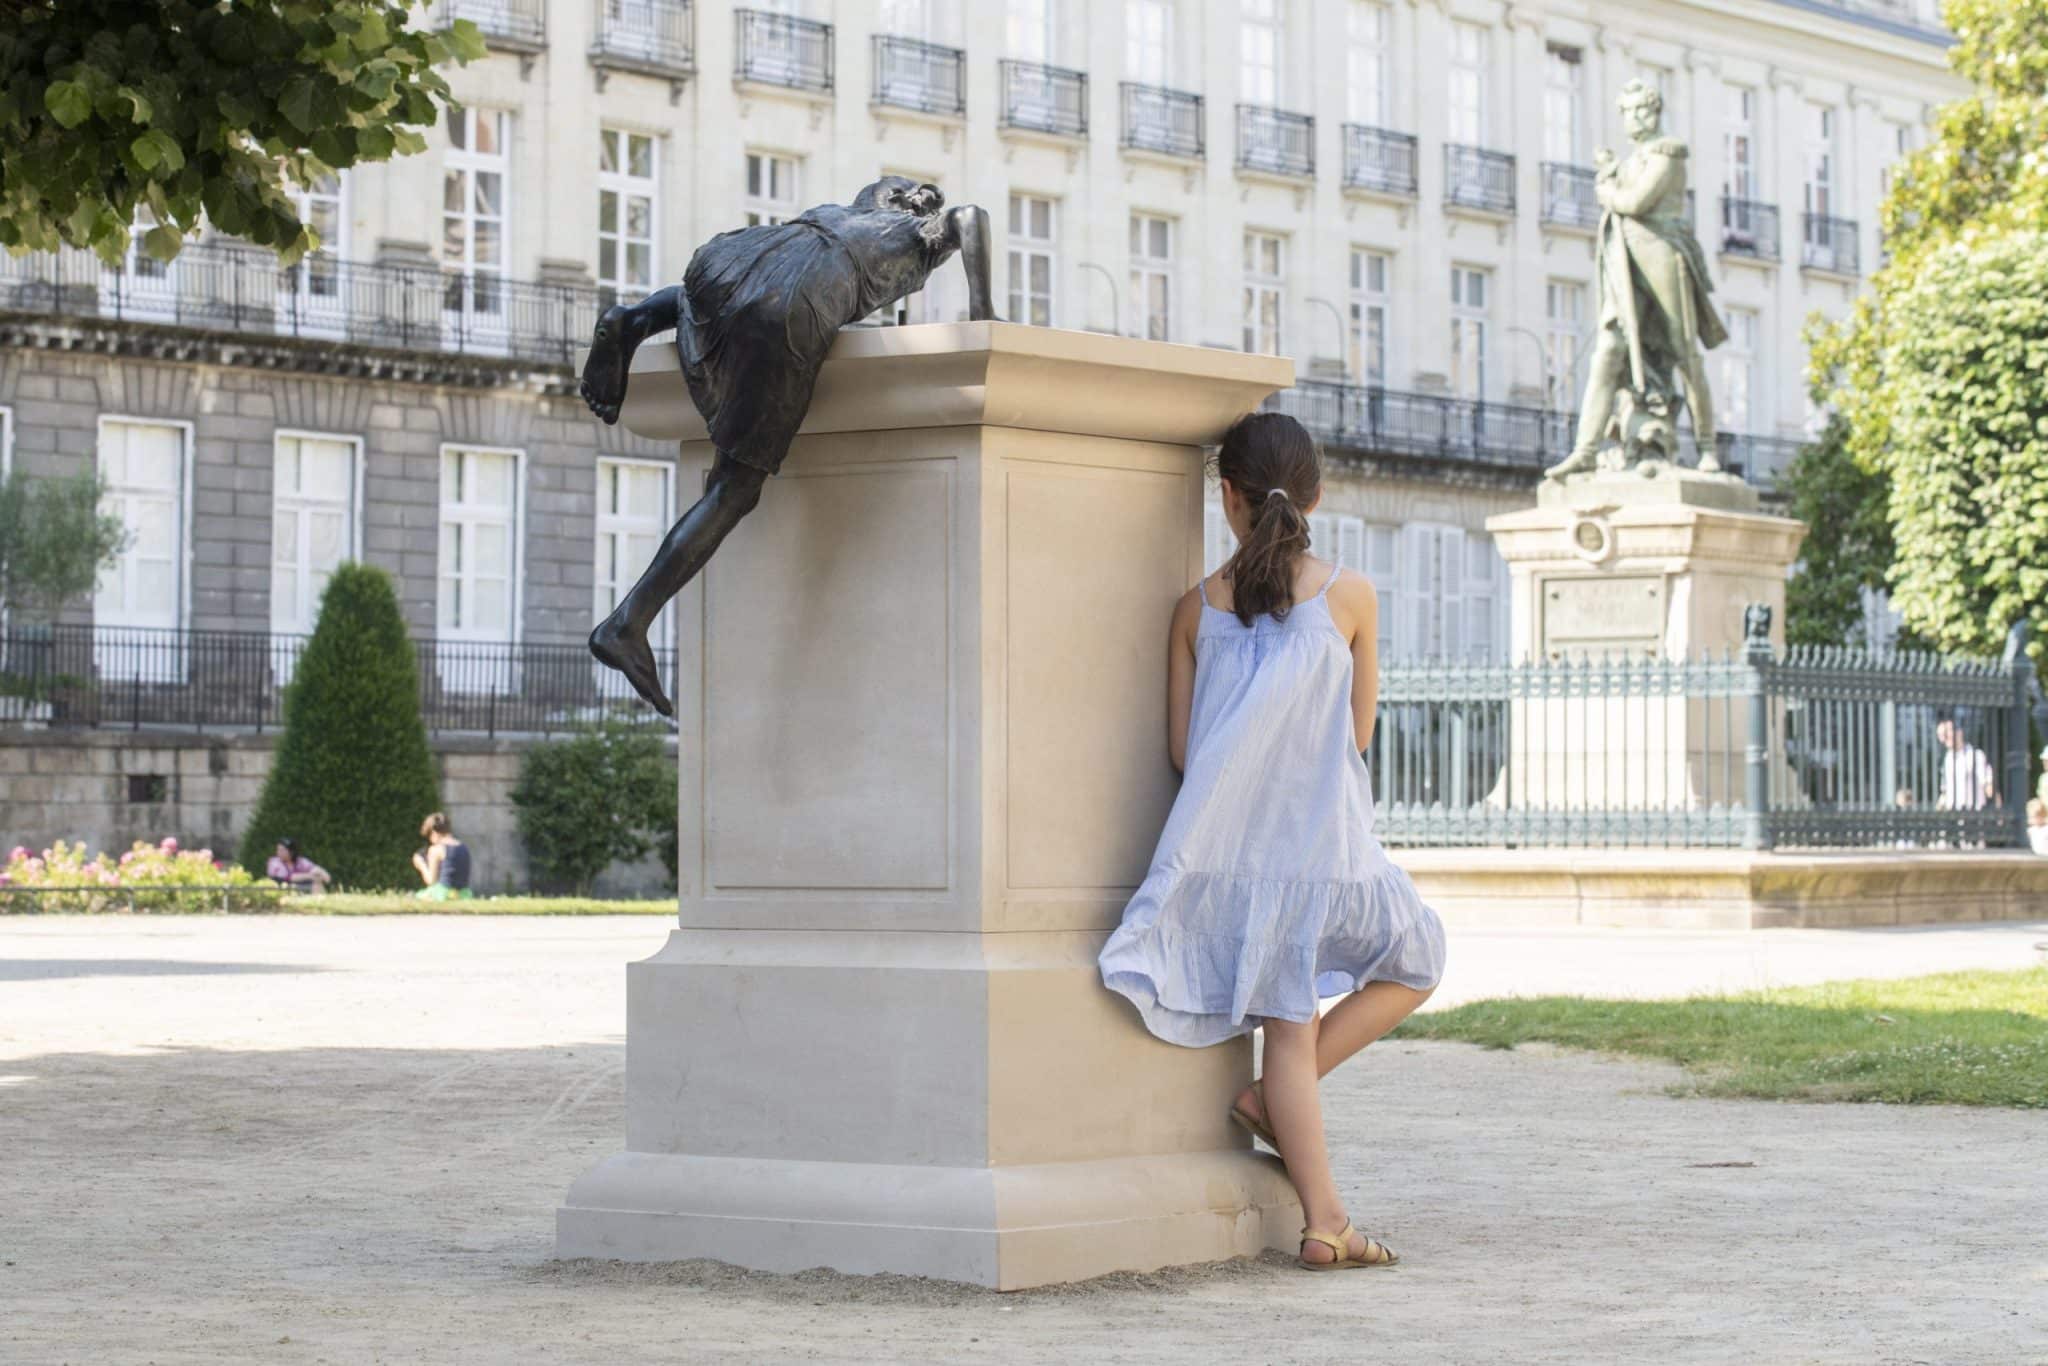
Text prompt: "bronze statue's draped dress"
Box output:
[[1596, 137, 1727, 381]]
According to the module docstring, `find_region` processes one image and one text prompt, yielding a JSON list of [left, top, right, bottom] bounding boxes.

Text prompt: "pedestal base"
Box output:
[[558, 1149, 1300, 1290]]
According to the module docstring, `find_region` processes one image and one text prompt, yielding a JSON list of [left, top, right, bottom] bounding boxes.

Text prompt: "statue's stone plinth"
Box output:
[[556, 322, 1302, 1289]]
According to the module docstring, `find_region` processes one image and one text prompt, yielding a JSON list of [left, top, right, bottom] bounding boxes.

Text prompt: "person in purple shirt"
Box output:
[[265, 838, 332, 894]]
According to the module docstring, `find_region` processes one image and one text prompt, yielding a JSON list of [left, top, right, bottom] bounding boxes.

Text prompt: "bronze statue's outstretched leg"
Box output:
[[581, 285, 682, 425], [591, 452, 768, 717]]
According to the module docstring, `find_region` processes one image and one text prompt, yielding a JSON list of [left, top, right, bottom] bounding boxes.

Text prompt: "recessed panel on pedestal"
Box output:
[[703, 460, 952, 892]]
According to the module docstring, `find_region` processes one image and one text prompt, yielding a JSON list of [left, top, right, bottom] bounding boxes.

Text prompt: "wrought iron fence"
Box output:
[[1802, 213, 1861, 275], [1372, 622, 2042, 851], [0, 626, 674, 738], [0, 241, 604, 368], [1445, 145, 1516, 214], [1000, 60, 1087, 136], [735, 9, 833, 92], [1540, 162, 1600, 229], [432, 0, 546, 47], [590, 0, 693, 76], [872, 34, 965, 115], [1237, 105, 1314, 178], [1121, 83, 1203, 158], [1343, 125, 1418, 196], [1720, 196, 1782, 261]]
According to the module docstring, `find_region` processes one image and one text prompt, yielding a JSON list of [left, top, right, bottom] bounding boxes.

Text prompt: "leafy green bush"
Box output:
[[2, 837, 281, 912], [510, 721, 676, 895], [238, 563, 440, 889]]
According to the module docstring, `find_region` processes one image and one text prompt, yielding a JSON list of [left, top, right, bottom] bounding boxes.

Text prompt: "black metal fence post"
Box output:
[[1742, 604, 1775, 852], [2000, 619, 2036, 847]]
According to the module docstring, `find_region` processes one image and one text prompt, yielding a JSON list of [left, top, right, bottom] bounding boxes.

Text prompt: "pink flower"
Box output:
[[159, 837, 179, 853], [120, 851, 136, 866], [7, 846, 26, 862]]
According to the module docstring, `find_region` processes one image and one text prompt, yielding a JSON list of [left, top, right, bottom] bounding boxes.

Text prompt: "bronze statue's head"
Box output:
[[1618, 79, 1663, 141], [854, 176, 946, 217]]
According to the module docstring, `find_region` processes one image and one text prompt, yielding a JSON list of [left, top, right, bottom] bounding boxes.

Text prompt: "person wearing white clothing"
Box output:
[[1935, 719, 1997, 811]]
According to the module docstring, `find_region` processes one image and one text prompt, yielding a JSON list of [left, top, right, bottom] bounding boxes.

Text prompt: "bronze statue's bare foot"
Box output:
[[1545, 447, 1599, 480], [580, 306, 632, 426], [590, 613, 672, 718]]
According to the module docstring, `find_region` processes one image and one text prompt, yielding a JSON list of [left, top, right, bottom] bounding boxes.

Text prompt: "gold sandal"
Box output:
[[1228, 1081, 1277, 1149], [1298, 1221, 1398, 1271]]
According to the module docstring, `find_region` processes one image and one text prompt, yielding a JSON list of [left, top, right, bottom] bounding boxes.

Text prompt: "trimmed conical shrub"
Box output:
[[239, 563, 440, 889]]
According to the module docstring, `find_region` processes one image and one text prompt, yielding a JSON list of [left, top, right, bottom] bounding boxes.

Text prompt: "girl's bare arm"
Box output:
[[1328, 572, 1382, 751], [1166, 587, 1202, 773]]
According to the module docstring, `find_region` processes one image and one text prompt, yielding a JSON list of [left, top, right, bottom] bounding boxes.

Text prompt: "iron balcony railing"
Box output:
[[1266, 379, 1806, 494], [734, 9, 833, 92], [1540, 162, 1600, 229], [1372, 621, 2040, 852], [872, 34, 965, 115], [1121, 83, 1203, 158], [1445, 144, 1516, 215], [1342, 125, 1418, 197], [590, 0, 694, 78], [0, 626, 676, 738], [1720, 196, 1782, 261], [1236, 104, 1314, 178], [432, 0, 546, 48], [0, 241, 605, 369], [999, 60, 1087, 137], [1802, 212, 1861, 275]]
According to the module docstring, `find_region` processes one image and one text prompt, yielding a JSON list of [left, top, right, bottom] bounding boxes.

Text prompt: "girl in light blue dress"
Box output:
[[1099, 412, 1446, 1271]]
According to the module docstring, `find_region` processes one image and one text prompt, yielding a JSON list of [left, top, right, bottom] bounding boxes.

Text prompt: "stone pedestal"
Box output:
[[556, 322, 1303, 1289], [1484, 469, 1807, 810]]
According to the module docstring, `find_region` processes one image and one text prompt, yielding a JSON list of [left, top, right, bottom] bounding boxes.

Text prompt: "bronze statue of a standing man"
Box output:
[[1547, 79, 1727, 479]]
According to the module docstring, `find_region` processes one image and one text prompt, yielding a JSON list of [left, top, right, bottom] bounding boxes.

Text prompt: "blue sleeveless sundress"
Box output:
[[1098, 565, 1447, 1047]]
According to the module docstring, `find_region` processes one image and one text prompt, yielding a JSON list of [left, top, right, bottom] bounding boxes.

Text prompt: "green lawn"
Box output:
[[284, 892, 675, 915], [1395, 968, 2048, 1108]]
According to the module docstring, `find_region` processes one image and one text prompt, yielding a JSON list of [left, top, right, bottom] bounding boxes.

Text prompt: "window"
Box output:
[[595, 459, 675, 661], [1724, 86, 1757, 200], [1203, 501, 1235, 577], [598, 130, 657, 304], [744, 151, 800, 227], [1242, 231, 1284, 355], [95, 419, 187, 635], [1308, 513, 1367, 578], [1880, 122, 1912, 197], [1126, 0, 1171, 86], [1348, 249, 1389, 385], [878, 0, 934, 38], [1130, 214, 1174, 342], [280, 171, 347, 334], [1366, 524, 1397, 658], [1347, 2, 1389, 126], [1008, 0, 1051, 59], [1806, 104, 1835, 218], [1007, 194, 1057, 327], [438, 446, 522, 641], [1543, 45, 1582, 163], [1447, 22, 1486, 145], [1241, 0, 1280, 105], [1450, 266, 1488, 400], [1544, 279, 1586, 411], [1396, 525, 1508, 661], [1717, 307, 1758, 436], [271, 434, 358, 639], [103, 208, 179, 323], [443, 107, 509, 341]]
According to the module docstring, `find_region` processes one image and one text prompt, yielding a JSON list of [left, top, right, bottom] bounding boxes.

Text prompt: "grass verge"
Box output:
[[280, 892, 676, 915], [1395, 967, 2048, 1108]]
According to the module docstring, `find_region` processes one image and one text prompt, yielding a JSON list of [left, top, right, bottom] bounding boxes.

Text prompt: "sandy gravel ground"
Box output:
[[3, 915, 2045, 1366]]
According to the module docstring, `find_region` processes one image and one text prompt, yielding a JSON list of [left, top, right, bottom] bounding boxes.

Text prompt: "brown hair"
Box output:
[[420, 812, 451, 839], [1214, 412, 1322, 627]]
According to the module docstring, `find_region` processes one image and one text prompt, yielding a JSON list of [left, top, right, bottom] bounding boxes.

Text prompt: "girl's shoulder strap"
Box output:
[[1316, 561, 1344, 599], [1197, 575, 1212, 607]]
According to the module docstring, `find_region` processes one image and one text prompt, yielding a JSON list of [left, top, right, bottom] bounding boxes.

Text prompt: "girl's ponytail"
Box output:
[[1214, 413, 1323, 627]]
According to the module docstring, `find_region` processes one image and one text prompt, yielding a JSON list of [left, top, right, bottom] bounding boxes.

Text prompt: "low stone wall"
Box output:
[[0, 730, 673, 899], [1400, 848, 2048, 931]]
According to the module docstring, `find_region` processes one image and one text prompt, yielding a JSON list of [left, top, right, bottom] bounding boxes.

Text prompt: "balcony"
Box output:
[[1342, 125, 1418, 197], [1802, 213, 1861, 276], [1444, 145, 1515, 215], [0, 626, 674, 738], [431, 0, 546, 51], [1720, 196, 1782, 262], [589, 0, 693, 85], [1236, 104, 1314, 179], [0, 241, 604, 370], [1120, 83, 1203, 159], [999, 60, 1087, 138], [1263, 379, 1801, 495], [871, 34, 965, 116], [734, 9, 833, 93], [1540, 162, 1600, 229]]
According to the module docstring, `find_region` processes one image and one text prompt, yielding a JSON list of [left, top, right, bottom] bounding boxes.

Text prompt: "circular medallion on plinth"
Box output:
[[1568, 514, 1615, 564]]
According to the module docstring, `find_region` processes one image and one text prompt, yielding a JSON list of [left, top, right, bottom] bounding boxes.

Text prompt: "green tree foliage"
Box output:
[[1809, 0, 2048, 659], [0, 470, 128, 620], [0, 1, 483, 265], [1780, 415, 1900, 649], [510, 722, 677, 896], [239, 563, 440, 889]]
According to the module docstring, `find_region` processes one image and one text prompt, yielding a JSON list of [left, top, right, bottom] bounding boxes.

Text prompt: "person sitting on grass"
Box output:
[[265, 839, 332, 895], [412, 813, 474, 901]]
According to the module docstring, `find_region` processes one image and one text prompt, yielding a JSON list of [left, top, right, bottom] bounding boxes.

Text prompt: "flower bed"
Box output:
[[0, 838, 285, 913]]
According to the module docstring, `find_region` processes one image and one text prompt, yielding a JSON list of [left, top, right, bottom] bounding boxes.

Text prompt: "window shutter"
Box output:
[[1338, 516, 1366, 573], [1399, 523, 1434, 657]]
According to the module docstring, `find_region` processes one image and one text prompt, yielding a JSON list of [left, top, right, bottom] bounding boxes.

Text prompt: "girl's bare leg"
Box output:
[[1261, 1015, 1370, 1263], [1233, 981, 1433, 1130]]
